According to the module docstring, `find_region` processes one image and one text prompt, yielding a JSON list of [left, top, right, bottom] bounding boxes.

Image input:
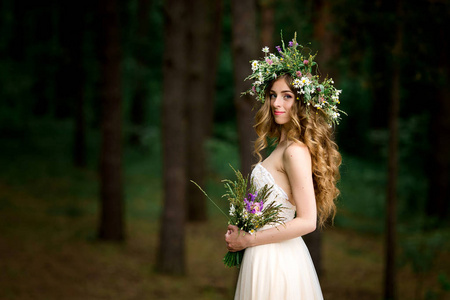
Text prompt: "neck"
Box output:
[[279, 127, 287, 143]]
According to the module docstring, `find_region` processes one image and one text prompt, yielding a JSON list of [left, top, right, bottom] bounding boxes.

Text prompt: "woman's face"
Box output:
[[269, 78, 296, 125]]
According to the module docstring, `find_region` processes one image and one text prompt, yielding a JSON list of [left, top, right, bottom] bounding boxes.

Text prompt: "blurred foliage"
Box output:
[[0, 0, 448, 245], [0, 0, 448, 218]]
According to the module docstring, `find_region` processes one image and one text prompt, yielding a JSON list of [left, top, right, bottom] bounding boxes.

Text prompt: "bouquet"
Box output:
[[192, 166, 285, 268]]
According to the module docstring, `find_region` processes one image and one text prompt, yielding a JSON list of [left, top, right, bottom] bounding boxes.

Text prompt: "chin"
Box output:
[[274, 118, 289, 125]]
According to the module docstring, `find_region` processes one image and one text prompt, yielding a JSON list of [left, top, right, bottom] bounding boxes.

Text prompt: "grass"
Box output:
[[0, 118, 449, 299]]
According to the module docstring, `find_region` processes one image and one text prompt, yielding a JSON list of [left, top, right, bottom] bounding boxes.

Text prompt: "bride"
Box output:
[[225, 35, 343, 300]]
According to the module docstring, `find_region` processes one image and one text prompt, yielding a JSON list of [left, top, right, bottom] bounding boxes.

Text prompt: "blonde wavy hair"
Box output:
[[254, 75, 341, 228]]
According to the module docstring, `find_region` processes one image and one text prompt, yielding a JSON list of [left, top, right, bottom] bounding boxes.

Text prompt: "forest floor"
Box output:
[[0, 120, 449, 299], [0, 178, 449, 300]]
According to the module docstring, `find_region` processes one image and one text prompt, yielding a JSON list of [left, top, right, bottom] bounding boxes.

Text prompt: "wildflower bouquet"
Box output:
[[192, 167, 285, 268]]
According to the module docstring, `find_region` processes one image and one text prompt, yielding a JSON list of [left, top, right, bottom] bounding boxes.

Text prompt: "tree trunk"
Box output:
[[260, 0, 274, 50], [129, 0, 152, 145], [204, 0, 223, 138], [307, 0, 340, 278], [97, 0, 124, 241], [185, 0, 211, 222], [74, 73, 87, 168], [70, 2, 88, 168], [426, 11, 450, 221], [157, 0, 188, 275], [313, 0, 339, 80], [231, 0, 259, 177], [384, 0, 402, 298]]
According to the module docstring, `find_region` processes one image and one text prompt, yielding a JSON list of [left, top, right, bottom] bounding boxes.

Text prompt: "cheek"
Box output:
[[270, 100, 276, 109], [286, 100, 295, 112]]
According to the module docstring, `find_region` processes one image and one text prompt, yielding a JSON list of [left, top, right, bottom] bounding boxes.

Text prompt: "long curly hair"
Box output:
[[253, 75, 341, 228]]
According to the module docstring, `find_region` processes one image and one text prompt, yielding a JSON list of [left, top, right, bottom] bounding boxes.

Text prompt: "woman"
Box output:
[[225, 34, 343, 299]]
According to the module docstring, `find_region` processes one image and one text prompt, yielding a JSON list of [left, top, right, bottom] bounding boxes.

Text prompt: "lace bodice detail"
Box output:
[[251, 163, 296, 229]]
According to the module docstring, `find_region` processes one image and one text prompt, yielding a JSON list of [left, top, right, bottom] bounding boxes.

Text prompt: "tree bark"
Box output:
[[204, 0, 223, 137], [384, 0, 402, 298], [129, 0, 152, 145], [426, 7, 450, 220], [185, 0, 211, 222], [313, 0, 339, 80], [260, 0, 274, 50], [97, 0, 125, 241], [157, 0, 188, 275], [71, 2, 88, 168], [307, 0, 341, 277], [231, 0, 259, 177]]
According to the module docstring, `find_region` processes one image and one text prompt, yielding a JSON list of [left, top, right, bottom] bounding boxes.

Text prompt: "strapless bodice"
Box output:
[[251, 163, 296, 227]]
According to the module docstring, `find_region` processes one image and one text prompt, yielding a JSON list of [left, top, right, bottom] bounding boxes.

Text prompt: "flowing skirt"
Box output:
[[234, 237, 323, 300]]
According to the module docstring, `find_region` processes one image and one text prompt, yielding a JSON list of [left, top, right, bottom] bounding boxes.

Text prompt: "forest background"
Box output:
[[0, 0, 449, 299]]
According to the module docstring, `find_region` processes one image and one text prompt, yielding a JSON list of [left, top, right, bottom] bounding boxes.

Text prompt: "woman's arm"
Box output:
[[225, 143, 317, 251]]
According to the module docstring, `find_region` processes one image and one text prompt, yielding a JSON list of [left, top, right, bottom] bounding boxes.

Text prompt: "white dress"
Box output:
[[234, 163, 323, 300]]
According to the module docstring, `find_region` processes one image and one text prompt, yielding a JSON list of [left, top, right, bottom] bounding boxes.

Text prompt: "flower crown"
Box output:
[[242, 33, 344, 125]]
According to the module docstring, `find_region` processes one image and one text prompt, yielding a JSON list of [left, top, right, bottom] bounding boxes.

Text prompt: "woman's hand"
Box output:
[[224, 224, 251, 252]]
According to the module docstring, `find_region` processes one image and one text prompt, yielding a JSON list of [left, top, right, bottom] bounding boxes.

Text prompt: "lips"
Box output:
[[274, 111, 285, 115]]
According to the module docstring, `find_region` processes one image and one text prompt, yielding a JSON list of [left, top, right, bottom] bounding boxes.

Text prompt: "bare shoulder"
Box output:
[[282, 141, 311, 166], [281, 142, 312, 176]]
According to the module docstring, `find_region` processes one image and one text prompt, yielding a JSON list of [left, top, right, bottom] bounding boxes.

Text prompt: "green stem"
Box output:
[[190, 180, 230, 221]]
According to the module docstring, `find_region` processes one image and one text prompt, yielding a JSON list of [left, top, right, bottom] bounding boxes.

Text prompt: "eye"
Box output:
[[283, 94, 293, 100], [269, 93, 276, 99]]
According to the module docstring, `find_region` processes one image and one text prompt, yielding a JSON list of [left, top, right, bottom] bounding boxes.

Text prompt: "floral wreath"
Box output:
[[242, 32, 345, 125]]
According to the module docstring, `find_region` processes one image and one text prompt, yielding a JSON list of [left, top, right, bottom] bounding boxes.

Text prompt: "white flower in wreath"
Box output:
[[331, 111, 340, 120], [252, 60, 259, 71], [270, 54, 279, 63], [292, 78, 302, 89], [300, 77, 311, 87], [258, 72, 264, 82]]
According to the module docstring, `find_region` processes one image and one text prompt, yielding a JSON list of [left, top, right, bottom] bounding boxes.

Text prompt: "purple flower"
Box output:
[[296, 71, 302, 77], [288, 41, 294, 47], [316, 87, 322, 92], [276, 45, 282, 53], [303, 60, 309, 65], [244, 197, 251, 211], [248, 192, 257, 202], [266, 58, 273, 65], [250, 201, 263, 214], [244, 192, 262, 214]]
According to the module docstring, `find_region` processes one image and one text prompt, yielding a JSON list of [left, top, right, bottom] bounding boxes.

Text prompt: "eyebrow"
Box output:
[[270, 89, 294, 94]]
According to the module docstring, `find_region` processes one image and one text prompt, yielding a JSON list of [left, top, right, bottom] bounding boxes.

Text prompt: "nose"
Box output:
[[272, 95, 282, 107]]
